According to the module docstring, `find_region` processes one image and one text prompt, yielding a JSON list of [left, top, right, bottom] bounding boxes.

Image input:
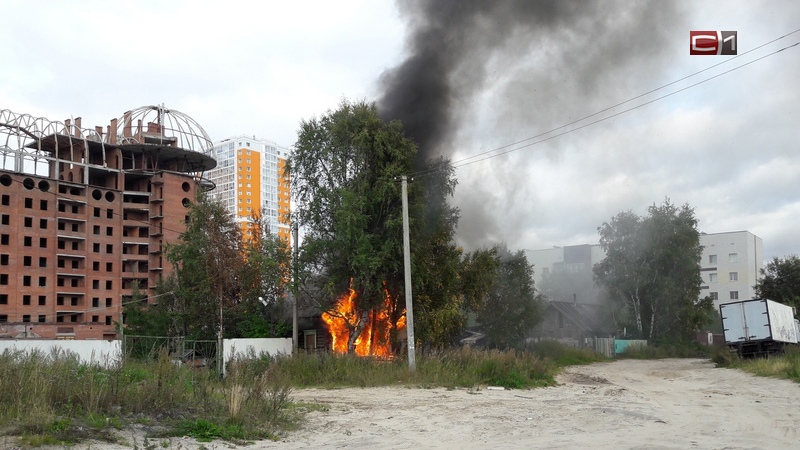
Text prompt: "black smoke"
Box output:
[[378, 0, 684, 246]]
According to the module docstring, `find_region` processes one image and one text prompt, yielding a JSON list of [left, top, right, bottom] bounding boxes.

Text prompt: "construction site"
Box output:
[[0, 106, 216, 339]]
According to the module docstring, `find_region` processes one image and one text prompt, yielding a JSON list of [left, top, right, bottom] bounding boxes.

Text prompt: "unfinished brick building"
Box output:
[[0, 106, 216, 339]]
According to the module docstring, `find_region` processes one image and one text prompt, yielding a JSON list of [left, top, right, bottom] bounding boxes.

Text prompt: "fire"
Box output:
[[321, 283, 405, 357]]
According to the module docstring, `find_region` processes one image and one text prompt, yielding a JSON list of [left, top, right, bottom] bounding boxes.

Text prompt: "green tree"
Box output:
[[289, 100, 473, 352], [754, 255, 800, 310], [593, 200, 712, 341], [164, 192, 242, 340], [477, 246, 543, 349], [289, 100, 417, 353], [229, 212, 293, 338]]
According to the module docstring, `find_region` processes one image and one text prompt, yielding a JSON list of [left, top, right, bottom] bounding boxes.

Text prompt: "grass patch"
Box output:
[[716, 346, 800, 383], [1, 341, 609, 447]]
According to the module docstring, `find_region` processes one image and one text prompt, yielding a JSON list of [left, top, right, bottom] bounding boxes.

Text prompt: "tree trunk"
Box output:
[[347, 310, 369, 354]]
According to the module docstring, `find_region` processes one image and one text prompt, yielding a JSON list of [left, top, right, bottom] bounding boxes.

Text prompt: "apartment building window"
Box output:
[[24, 198, 32, 208], [106, 280, 112, 290], [729, 272, 738, 281], [40, 200, 47, 210], [0, 315, 6, 323], [92, 280, 100, 289], [24, 236, 32, 247], [40, 218, 47, 229], [38, 276, 46, 287], [106, 298, 112, 307], [57, 297, 64, 305], [39, 257, 46, 268], [107, 209, 114, 219], [92, 315, 99, 323], [0, 254, 7, 265], [94, 207, 101, 217], [23, 295, 30, 305], [105, 316, 112, 325], [39, 296, 46, 306], [106, 244, 113, 254], [38, 315, 46, 323], [0, 294, 6, 304], [709, 273, 717, 282], [0, 234, 7, 245], [92, 298, 99, 308], [22, 315, 30, 323], [106, 262, 112, 272], [106, 227, 113, 236], [1, 195, 8, 205], [23, 256, 31, 266], [93, 261, 100, 271], [729, 253, 738, 263], [23, 275, 31, 286], [24, 217, 32, 227], [0, 214, 8, 225], [730, 291, 739, 300], [39, 238, 47, 248], [93, 243, 100, 253]]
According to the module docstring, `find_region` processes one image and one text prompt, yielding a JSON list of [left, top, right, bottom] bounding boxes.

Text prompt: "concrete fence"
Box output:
[[0, 337, 293, 369]]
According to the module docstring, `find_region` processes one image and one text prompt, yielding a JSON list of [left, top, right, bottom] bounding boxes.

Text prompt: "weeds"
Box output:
[[1, 342, 609, 447]]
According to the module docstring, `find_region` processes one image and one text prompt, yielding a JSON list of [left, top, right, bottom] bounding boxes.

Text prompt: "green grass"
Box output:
[[714, 345, 800, 383], [0, 341, 609, 447]]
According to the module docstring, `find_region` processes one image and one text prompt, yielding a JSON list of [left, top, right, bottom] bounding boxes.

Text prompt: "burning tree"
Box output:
[[290, 100, 471, 354]]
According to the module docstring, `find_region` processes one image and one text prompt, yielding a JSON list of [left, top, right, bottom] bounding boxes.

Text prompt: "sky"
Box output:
[[1, 0, 799, 262]]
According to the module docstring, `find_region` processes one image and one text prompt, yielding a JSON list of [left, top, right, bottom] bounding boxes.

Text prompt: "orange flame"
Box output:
[[321, 284, 405, 357]]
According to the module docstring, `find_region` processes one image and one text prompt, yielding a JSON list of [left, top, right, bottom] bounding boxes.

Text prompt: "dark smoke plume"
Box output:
[[378, 0, 684, 246]]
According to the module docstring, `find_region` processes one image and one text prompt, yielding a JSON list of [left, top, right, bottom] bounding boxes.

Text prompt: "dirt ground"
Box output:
[[21, 358, 800, 449]]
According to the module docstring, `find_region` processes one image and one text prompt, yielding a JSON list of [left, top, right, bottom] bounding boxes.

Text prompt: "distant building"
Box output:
[[699, 231, 763, 310], [530, 301, 615, 348], [526, 230, 764, 312], [526, 244, 606, 306], [0, 106, 216, 339], [207, 136, 291, 243]]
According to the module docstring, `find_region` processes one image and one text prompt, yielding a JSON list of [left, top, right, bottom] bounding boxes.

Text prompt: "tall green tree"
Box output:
[[289, 100, 417, 353], [593, 200, 712, 341], [228, 212, 293, 338], [754, 255, 800, 310], [477, 246, 543, 349], [164, 192, 242, 340], [289, 100, 477, 352]]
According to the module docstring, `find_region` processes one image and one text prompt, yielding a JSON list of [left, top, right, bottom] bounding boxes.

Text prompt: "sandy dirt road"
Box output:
[[278, 358, 799, 450], [25, 358, 800, 449]]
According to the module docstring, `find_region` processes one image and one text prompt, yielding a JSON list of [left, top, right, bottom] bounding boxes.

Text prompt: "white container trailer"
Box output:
[[719, 298, 800, 357]]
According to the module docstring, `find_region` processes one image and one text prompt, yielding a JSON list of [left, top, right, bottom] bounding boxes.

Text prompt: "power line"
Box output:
[[410, 29, 800, 178]]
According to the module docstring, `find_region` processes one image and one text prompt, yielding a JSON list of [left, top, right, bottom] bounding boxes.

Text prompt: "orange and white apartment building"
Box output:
[[0, 106, 216, 339], [207, 136, 291, 244]]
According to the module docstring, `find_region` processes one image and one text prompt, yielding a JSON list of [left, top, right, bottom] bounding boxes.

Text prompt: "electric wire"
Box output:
[[409, 28, 800, 179]]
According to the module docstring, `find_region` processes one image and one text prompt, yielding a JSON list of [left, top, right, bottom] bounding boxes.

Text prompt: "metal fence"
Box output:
[[123, 335, 219, 370]]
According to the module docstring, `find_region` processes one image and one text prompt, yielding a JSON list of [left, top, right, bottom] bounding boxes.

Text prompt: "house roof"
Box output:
[[547, 301, 613, 334]]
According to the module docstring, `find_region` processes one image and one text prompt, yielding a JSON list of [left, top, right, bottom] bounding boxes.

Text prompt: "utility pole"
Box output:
[[401, 176, 416, 371], [292, 223, 299, 353]]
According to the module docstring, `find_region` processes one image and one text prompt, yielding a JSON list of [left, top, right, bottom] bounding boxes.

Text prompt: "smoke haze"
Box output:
[[378, 0, 685, 248]]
